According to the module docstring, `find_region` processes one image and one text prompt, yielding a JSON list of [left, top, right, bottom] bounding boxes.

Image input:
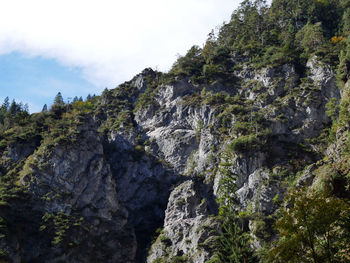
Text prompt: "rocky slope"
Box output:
[[0, 55, 342, 262], [141, 56, 340, 260], [1, 0, 350, 262]]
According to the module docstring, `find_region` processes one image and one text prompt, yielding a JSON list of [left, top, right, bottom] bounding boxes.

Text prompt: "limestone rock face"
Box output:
[[133, 59, 340, 255], [147, 180, 219, 263], [0, 55, 343, 262], [18, 120, 137, 263], [106, 130, 178, 261], [29, 138, 119, 220], [134, 78, 223, 176]]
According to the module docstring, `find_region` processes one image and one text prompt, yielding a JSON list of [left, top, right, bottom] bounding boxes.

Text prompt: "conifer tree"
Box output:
[[9, 100, 18, 115], [54, 92, 64, 106], [210, 154, 257, 263], [1, 97, 9, 112], [42, 104, 48, 112]]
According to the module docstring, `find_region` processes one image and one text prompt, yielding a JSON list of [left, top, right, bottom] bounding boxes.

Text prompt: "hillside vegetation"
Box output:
[[0, 0, 350, 262]]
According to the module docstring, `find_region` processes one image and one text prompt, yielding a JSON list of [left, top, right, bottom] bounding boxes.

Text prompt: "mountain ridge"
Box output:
[[1, 0, 350, 262]]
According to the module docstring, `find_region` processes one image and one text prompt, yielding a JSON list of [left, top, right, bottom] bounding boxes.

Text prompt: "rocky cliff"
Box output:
[[1, 0, 350, 262]]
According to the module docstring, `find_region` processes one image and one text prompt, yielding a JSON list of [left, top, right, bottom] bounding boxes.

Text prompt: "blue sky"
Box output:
[[0, 0, 245, 113], [0, 52, 99, 112]]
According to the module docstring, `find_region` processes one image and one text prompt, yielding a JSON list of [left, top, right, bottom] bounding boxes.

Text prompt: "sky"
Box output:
[[0, 0, 243, 112]]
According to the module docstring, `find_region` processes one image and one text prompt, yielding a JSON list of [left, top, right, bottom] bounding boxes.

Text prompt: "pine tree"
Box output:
[[23, 103, 29, 113], [210, 154, 257, 263], [343, 8, 350, 35], [295, 22, 325, 54], [9, 100, 18, 115], [54, 92, 64, 106], [42, 104, 48, 112], [1, 97, 9, 112]]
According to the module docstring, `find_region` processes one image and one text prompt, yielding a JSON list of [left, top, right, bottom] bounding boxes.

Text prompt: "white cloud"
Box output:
[[0, 0, 241, 88]]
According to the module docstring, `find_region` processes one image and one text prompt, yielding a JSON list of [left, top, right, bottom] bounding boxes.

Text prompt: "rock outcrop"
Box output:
[[0, 54, 342, 263], [148, 180, 219, 263], [17, 119, 136, 263], [2, 0, 350, 255]]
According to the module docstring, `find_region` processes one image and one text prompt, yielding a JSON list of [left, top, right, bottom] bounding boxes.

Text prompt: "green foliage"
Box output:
[[0, 159, 28, 245], [170, 256, 188, 263], [230, 134, 259, 152], [170, 45, 205, 79], [295, 22, 325, 55], [270, 0, 343, 36], [337, 37, 350, 83], [202, 64, 225, 82], [342, 8, 350, 35], [110, 110, 134, 131], [40, 212, 84, 246], [260, 46, 295, 67], [134, 85, 159, 112], [0, 97, 30, 136], [195, 120, 204, 142], [0, 1, 350, 262], [229, 109, 270, 153], [42, 104, 48, 112], [0, 248, 8, 261], [268, 188, 350, 263], [202, 44, 234, 82], [212, 216, 256, 263], [0, 95, 91, 154], [338, 89, 350, 127], [163, 0, 349, 85], [211, 154, 257, 263], [159, 234, 172, 246], [43, 113, 82, 146], [72, 100, 95, 113], [325, 97, 339, 121], [53, 92, 64, 106], [218, 0, 269, 50]]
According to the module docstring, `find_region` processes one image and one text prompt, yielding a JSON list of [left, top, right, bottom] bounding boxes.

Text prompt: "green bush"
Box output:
[[72, 101, 94, 113], [159, 235, 172, 246], [295, 22, 325, 55], [230, 135, 259, 152], [170, 45, 205, 78], [261, 46, 294, 66], [203, 64, 225, 82], [170, 256, 188, 263]]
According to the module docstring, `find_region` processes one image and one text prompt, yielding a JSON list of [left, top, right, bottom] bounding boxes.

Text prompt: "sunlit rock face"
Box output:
[[0, 43, 343, 263]]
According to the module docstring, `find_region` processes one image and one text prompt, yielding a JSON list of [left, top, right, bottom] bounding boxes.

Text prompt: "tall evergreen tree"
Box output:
[[23, 103, 29, 113], [42, 104, 48, 112], [1, 97, 9, 112], [9, 100, 18, 115], [210, 155, 257, 263], [54, 92, 64, 106]]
